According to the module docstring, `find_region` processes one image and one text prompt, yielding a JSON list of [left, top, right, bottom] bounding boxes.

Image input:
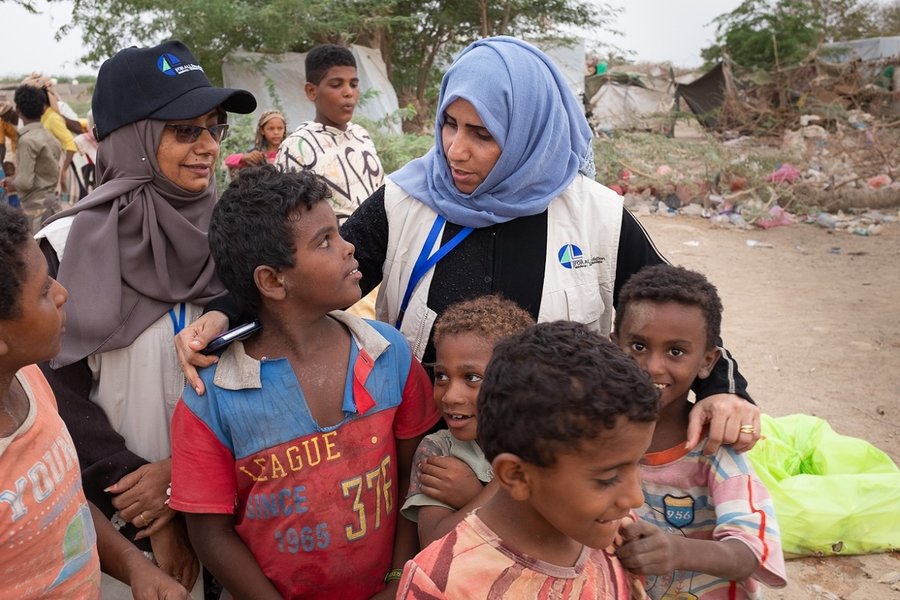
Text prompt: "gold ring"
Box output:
[[139, 512, 152, 527], [739, 424, 756, 435]]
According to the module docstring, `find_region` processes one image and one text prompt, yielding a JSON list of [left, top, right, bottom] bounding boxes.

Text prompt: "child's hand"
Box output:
[[242, 150, 267, 166], [127, 553, 192, 600], [615, 519, 680, 576], [149, 518, 200, 592], [418, 456, 482, 509]]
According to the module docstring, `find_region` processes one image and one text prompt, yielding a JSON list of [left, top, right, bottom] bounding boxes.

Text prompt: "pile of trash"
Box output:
[[594, 114, 899, 234]]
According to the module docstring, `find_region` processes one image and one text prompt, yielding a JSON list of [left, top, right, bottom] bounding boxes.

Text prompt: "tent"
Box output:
[[588, 82, 673, 132], [222, 45, 401, 134], [674, 63, 735, 130]]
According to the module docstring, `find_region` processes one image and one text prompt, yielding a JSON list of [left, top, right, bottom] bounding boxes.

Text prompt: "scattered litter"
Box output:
[[683, 240, 700, 247], [729, 213, 750, 229], [867, 174, 892, 189], [755, 205, 796, 229], [746, 240, 774, 248], [878, 571, 900, 584], [829, 247, 842, 254], [806, 584, 841, 600], [815, 213, 838, 229], [766, 163, 801, 184]]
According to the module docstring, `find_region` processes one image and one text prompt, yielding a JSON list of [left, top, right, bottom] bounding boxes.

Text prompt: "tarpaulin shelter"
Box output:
[[222, 45, 401, 134], [674, 62, 735, 129], [588, 82, 673, 132], [823, 36, 900, 62]]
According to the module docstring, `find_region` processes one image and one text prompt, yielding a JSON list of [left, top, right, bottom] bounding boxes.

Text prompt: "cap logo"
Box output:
[[157, 52, 204, 77]]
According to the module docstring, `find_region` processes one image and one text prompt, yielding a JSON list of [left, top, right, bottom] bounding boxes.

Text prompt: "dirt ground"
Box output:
[[636, 212, 900, 600]]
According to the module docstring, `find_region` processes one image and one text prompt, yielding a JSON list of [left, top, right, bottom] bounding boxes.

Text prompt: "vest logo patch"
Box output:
[[557, 243, 604, 269], [663, 494, 695, 529]]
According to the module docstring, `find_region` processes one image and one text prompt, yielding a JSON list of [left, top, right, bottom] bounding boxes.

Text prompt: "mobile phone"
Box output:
[[200, 320, 262, 355]]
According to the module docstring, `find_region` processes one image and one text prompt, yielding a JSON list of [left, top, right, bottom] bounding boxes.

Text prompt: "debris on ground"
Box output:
[[591, 45, 899, 234]]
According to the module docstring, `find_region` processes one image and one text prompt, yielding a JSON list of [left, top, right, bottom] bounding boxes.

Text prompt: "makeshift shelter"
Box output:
[[823, 36, 900, 63], [222, 45, 401, 133], [588, 82, 673, 132], [541, 40, 586, 102], [674, 62, 735, 130]]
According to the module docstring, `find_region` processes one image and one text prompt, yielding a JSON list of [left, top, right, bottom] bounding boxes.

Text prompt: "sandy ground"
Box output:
[[636, 212, 900, 599]]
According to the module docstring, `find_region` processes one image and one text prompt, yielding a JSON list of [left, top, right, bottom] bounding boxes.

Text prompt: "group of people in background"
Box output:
[[0, 33, 788, 600]]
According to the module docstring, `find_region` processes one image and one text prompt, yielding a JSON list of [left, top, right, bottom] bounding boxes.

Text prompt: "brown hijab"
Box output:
[[47, 119, 224, 367]]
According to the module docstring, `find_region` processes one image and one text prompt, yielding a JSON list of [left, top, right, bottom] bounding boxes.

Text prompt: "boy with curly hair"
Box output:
[[613, 264, 786, 599], [401, 295, 534, 547], [398, 320, 659, 599]]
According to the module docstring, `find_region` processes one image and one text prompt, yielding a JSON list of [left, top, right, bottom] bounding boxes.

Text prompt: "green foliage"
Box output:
[[355, 113, 434, 175], [703, 0, 898, 70], [61, 0, 616, 122], [591, 131, 796, 193], [702, 0, 823, 69]]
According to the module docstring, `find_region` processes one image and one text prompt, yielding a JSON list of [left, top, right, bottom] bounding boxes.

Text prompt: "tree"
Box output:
[[701, 0, 890, 70], [60, 0, 615, 123], [701, 0, 824, 69]]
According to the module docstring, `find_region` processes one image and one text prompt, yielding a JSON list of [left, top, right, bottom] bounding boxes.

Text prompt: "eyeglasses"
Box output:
[[164, 123, 230, 144]]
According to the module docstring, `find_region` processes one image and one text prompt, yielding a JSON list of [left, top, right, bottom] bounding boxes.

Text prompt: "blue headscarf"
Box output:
[[391, 36, 594, 228]]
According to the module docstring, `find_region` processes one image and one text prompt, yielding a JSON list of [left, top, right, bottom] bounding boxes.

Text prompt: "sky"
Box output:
[[1, 0, 745, 78]]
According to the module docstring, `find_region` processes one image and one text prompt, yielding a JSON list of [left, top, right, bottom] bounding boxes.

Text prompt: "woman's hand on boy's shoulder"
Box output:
[[687, 393, 761, 455], [419, 456, 482, 510], [174, 311, 229, 395]]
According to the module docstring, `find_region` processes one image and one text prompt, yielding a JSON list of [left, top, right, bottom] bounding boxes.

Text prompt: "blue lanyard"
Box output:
[[396, 215, 473, 328], [168, 303, 186, 335]]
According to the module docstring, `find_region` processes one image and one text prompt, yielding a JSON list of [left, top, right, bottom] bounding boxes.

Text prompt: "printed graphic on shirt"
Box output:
[[662, 494, 695, 528], [49, 504, 97, 590], [1, 372, 100, 599], [278, 122, 383, 217]]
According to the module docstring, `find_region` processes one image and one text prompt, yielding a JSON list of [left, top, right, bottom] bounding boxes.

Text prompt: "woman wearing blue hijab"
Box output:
[[181, 36, 759, 455]]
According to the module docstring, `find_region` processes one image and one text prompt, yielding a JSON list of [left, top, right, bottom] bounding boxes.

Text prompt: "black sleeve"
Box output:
[[37, 361, 148, 519], [613, 209, 667, 307], [203, 293, 247, 327], [39, 238, 150, 521], [613, 209, 753, 403], [340, 185, 389, 296]]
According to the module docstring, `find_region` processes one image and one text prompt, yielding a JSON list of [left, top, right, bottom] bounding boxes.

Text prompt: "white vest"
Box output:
[[377, 175, 624, 359]]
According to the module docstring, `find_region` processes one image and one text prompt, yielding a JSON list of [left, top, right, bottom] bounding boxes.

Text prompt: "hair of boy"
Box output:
[[478, 320, 659, 466], [208, 165, 330, 313], [432, 295, 534, 349], [615, 264, 723, 350], [13, 85, 48, 121], [305, 44, 357, 85], [0, 204, 31, 320]]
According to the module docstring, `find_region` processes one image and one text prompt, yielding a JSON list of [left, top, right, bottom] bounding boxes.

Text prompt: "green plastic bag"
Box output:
[[748, 414, 900, 557]]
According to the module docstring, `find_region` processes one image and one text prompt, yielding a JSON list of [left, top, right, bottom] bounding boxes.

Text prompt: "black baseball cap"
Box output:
[[92, 40, 257, 139]]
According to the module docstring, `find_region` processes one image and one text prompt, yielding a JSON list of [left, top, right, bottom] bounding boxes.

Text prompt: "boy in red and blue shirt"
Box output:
[[169, 166, 438, 599]]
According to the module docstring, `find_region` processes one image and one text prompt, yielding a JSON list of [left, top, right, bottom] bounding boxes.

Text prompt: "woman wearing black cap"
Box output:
[[35, 40, 256, 599]]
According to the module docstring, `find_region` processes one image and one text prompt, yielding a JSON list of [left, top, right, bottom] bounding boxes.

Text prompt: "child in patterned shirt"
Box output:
[[613, 264, 787, 599]]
